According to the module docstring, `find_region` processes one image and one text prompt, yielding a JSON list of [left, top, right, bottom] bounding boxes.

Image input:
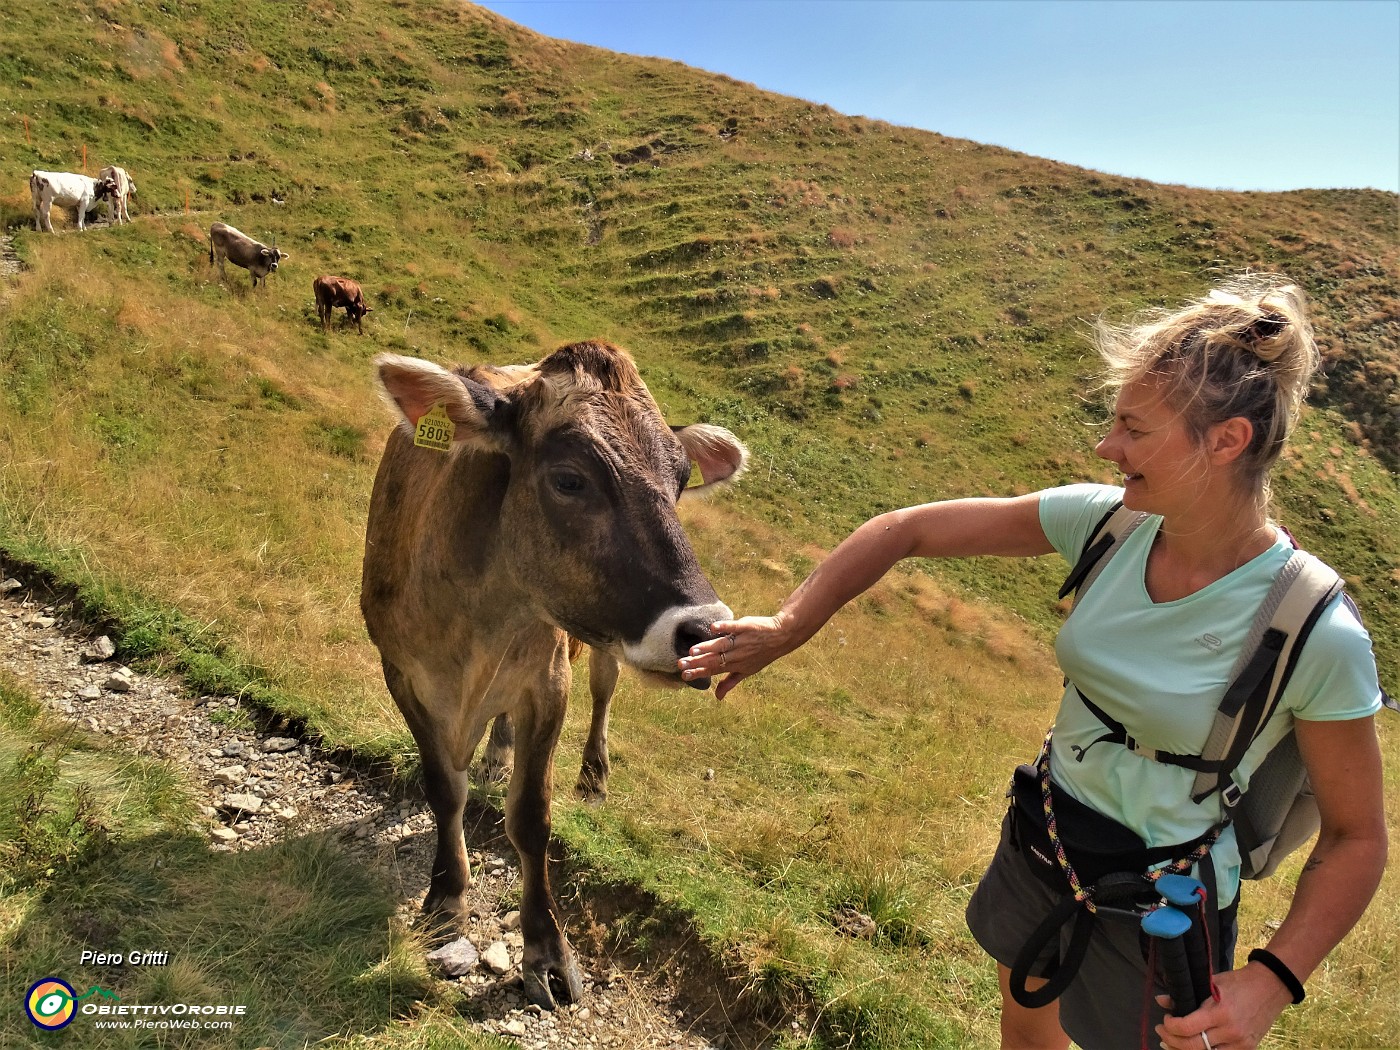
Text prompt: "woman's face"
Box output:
[[1095, 377, 1209, 516]]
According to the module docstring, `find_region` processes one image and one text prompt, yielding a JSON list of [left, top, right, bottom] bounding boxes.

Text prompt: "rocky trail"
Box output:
[[0, 564, 786, 1049]]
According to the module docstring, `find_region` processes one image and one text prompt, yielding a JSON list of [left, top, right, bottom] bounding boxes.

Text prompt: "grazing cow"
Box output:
[[208, 221, 289, 288], [361, 342, 746, 1010], [313, 275, 372, 333], [30, 170, 113, 233], [96, 165, 136, 224]]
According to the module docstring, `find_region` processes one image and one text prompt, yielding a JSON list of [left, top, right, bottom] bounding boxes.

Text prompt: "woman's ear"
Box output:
[[1208, 416, 1254, 465]]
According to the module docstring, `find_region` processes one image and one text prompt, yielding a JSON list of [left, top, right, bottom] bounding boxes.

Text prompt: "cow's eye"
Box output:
[[550, 471, 587, 496]]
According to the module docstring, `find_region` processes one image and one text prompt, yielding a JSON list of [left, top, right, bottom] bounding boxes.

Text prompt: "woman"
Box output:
[[677, 275, 1387, 1050]]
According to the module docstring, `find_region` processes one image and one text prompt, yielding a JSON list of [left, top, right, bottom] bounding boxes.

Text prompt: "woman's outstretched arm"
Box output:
[[679, 492, 1052, 698]]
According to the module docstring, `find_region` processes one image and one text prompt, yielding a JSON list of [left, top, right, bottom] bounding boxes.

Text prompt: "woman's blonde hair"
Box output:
[[1096, 273, 1319, 500]]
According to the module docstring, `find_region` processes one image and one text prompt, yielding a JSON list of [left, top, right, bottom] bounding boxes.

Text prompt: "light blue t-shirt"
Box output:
[[1039, 484, 1383, 901]]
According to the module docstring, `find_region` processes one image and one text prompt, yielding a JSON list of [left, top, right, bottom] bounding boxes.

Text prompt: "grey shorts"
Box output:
[[966, 809, 1238, 1050]]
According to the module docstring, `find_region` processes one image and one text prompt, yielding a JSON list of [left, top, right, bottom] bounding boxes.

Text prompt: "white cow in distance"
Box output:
[[96, 165, 136, 224], [29, 170, 114, 233]]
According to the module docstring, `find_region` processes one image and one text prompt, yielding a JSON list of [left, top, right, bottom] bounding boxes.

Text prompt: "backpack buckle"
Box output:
[[1221, 782, 1243, 808]]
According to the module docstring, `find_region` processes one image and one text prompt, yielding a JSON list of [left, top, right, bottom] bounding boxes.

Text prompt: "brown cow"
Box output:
[[209, 221, 288, 288], [361, 342, 746, 1009], [313, 275, 372, 333]]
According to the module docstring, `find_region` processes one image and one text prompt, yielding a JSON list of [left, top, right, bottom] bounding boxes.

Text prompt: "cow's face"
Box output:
[[258, 248, 288, 274], [375, 344, 746, 686]]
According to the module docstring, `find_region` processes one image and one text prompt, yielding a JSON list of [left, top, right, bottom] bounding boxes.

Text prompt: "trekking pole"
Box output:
[[1156, 873, 1213, 1008], [1141, 906, 1199, 1015]]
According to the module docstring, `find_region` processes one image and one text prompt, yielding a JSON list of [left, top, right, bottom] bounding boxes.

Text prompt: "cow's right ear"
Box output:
[[374, 353, 506, 448]]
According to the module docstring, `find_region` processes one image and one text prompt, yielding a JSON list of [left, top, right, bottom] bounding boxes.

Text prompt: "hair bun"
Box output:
[[1244, 313, 1288, 344]]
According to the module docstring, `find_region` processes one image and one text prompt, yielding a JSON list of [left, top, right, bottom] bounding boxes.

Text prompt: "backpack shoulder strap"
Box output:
[[1058, 501, 1149, 606], [1189, 549, 1343, 803]]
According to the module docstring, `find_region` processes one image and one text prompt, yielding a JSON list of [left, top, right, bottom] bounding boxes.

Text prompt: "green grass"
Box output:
[[0, 672, 518, 1050], [0, 1, 1397, 1046]]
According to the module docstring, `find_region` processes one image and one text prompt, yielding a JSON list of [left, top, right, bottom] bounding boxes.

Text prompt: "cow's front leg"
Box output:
[[576, 648, 618, 802], [382, 659, 476, 923], [506, 643, 582, 1010]]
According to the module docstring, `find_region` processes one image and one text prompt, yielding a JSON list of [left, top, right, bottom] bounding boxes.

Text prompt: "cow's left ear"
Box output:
[[278, 250, 290, 261], [374, 353, 506, 448], [673, 424, 748, 499]]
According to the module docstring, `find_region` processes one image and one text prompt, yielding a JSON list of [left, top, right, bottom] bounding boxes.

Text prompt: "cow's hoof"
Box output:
[[417, 892, 469, 944], [574, 768, 608, 805], [474, 756, 512, 786], [522, 950, 584, 1011]]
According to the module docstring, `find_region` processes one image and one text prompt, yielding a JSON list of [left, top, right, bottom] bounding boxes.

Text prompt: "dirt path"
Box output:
[[0, 563, 784, 1049], [0, 233, 20, 280]]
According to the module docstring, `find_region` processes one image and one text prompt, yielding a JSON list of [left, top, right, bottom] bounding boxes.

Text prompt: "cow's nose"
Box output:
[[673, 617, 718, 659], [622, 601, 732, 677]]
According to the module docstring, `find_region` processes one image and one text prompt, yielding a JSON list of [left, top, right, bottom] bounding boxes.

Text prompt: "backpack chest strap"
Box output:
[[1069, 686, 1223, 775]]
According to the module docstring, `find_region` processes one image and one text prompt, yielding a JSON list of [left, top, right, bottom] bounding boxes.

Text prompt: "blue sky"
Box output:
[[473, 0, 1400, 194]]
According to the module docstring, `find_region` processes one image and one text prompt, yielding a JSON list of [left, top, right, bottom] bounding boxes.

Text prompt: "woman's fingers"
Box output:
[[677, 616, 777, 683]]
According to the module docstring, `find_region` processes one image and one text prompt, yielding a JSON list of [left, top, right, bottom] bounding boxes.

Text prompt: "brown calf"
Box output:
[[360, 342, 746, 1010], [313, 275, 372, 333]]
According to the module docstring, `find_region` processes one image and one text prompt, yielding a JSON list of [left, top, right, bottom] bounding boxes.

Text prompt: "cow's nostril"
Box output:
[[673, 618, 714, 659]]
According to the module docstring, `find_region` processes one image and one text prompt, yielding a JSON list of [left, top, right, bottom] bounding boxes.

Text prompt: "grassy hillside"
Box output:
[[1, 2, 1397, 1047]]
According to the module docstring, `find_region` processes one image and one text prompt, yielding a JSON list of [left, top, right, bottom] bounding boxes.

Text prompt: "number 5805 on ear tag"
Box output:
[[414, 403, 455, 452]]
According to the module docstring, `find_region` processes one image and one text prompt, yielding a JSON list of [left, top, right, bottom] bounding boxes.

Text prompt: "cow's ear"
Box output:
[[673, 423, 748, 499], [374, 353, 505, 448], [279, 250, 291, 261]]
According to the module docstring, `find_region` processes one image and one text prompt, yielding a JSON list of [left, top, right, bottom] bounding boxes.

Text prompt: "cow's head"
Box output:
[[95, 178, 117, 201], [375, 343, 746, 688], [260, 247, 289, 273]]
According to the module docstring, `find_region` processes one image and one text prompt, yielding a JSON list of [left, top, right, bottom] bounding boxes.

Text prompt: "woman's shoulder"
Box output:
[[1287, 586, 1384, 720], [1036, 483, 1129, 561]]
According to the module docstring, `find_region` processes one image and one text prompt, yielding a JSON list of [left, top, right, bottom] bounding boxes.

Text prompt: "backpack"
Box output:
[[1059, 502, 1394, 880]]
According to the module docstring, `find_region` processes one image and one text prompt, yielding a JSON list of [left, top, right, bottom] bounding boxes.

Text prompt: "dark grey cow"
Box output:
[[360, 342, 746, 1010], [209, 221, 289, 288]]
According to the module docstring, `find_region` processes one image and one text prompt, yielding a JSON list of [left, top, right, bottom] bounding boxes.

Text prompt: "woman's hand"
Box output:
[[677, 614, 792, 700], [1154, 964, 1293, 1050]]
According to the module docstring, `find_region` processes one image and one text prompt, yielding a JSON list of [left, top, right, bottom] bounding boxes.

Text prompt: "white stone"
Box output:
[[482, 941, 513, 975]]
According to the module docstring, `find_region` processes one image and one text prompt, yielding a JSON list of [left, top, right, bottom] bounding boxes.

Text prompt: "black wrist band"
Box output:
[[1248, 948, 1306, 1004]]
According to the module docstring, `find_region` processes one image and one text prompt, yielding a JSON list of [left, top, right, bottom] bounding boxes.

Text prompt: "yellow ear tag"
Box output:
[[414, 403, 455, 452]]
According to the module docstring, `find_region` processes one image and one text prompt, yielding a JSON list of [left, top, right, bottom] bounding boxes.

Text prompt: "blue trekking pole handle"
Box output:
[[1156, 874, 1213, 1008], [1142, 906, 1199, 1015]]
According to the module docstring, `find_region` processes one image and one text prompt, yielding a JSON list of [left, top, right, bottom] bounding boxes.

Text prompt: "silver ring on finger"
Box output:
[[726, 633, 736, 652], [719, 652, 727, 668]]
